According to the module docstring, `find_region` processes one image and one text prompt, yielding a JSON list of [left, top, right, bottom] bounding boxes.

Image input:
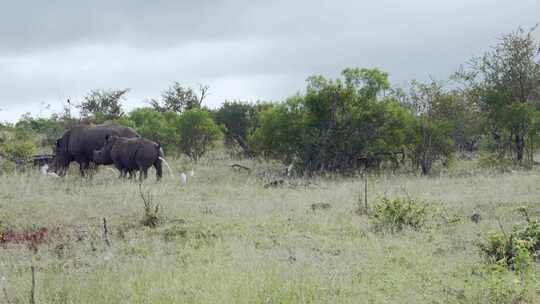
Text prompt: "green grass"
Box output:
[[0, 157, 539, 303]]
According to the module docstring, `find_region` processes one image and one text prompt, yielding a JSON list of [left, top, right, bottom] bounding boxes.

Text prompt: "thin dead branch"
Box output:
[[102, 217, 111, 247], [30, 266, 35, 304], [138, 182, 161, 228]]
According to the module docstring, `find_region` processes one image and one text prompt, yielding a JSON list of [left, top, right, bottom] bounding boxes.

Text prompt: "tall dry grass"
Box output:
[[0, 157, 539, 303]]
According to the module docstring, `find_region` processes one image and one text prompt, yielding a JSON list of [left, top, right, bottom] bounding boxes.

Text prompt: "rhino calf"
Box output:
[[93, 135, 163, 181]]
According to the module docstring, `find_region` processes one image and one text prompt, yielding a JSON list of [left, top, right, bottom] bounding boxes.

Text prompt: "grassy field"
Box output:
[[0, 156, 539, 303]]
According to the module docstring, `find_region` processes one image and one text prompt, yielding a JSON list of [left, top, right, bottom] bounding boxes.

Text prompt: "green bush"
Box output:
[[175, 109, 221, 162], [480, 233, 512, 265], [214, 101, 268, 158], [15, 114, 65, 147], [250, 69, 419, 174], [479, 214, 540, 269], [123, 108, 180, 154], [3, 140, 36, 163], [479, 263, 535, 304], [371, 197, 428, 232], [477, 233, 537, 303]]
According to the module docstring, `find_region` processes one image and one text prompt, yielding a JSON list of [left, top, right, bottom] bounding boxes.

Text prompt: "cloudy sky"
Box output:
[[0, 0, 538, 122]]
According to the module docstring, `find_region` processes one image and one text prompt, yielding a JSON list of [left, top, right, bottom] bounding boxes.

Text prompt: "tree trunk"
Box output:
[[319, 88, 339, 172], [232, 135, 253, 158], [516, 134, 525, 162], [420, 123, 433, 175], [420, 156, 432, 175]]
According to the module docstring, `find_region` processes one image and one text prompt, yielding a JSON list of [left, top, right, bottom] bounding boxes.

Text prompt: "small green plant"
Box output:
[[480, 207, 540, 292], [476, 209, 540, 303], [514, 221, 540, 257], [480, 233, 512, 265], [482, 263, 531, 304], [371, 197, 428, 232], [479, 212, 540, 268]]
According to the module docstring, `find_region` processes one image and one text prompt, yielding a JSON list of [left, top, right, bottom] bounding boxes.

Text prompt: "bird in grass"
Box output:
[[41, 164, 59, 177], [179, 172, 187, 184], [40, 164, 49, 176]]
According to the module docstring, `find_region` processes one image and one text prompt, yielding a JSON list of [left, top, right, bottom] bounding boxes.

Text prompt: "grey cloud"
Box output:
[[3, 0, 536, 53], [0, 0, 539, 121]]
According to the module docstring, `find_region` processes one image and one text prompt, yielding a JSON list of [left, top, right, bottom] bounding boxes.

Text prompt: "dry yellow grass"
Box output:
[[0, 157, 539, 303]]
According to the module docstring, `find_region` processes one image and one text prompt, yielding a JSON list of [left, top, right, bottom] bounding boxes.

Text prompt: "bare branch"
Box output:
[[198, 84, 210, 106]]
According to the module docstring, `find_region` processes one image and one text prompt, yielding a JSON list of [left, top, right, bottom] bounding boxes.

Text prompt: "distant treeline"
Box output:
[[1, 27, 540, 175]]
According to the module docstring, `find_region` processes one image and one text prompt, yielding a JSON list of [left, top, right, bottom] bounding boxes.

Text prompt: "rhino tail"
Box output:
[[157, 147, 174, 179]]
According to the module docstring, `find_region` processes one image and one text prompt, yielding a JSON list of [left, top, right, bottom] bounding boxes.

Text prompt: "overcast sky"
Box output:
[[0, 0, 538, 122]]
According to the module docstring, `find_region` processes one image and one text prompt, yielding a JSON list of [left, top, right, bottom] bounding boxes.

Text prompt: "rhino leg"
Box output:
[[139, 167, 148, 181], [79, 161, 90, 176], [154, 159, 162, 181]]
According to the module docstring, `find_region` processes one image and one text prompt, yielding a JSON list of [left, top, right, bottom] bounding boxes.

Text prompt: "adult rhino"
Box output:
[[52, 124, 140, 176]]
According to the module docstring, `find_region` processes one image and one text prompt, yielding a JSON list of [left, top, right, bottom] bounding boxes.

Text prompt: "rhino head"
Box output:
[[93, 135, 119, 165], [50, 137, 70, 176]]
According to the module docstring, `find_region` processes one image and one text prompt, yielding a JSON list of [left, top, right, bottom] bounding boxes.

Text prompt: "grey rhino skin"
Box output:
[[53, 124, 140, 176], [93, 135, 163, 181]]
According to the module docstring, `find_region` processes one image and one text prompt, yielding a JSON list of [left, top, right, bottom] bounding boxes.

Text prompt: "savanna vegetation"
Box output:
[[0, 26, 540, 303]]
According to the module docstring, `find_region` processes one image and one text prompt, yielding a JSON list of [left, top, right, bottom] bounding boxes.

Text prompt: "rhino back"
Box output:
[[111, 138, 159, 170], [137, 139, 160, 160], [68, 125, 139, 158]]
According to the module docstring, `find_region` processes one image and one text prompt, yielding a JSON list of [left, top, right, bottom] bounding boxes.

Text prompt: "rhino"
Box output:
[[93, 135, 163, 181], [52, 124, 140, 176]]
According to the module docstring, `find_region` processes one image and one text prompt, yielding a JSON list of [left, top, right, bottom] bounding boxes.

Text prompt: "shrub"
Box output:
[[250, 68, 418, 174], [175, 109, 221, 162], [15, 114, 65, 147], [0, 124, 38, 170], [371, 197, 428, 232], [479, 214, 540, 269], [3, 140, 36, 162], [214, 101, 266, 158], [480, 263, 534, 304], [124, 108, 180, 154]]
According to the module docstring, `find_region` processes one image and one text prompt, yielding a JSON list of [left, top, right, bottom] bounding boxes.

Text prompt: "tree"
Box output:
[[342, 67, 390, 100], [214, 101, 268, 158], [79, 89, 128, 123], [250, 100, 304, 163], [466, 27, 540, 161], [150, 83, 209, 113], [123, 108, 180, 154], [410, 117, 454, 174], [175, 110, 221, 162], [429, 90, 483, 153], [405, 81, 455, 174], [251, 68, 414, 174]]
